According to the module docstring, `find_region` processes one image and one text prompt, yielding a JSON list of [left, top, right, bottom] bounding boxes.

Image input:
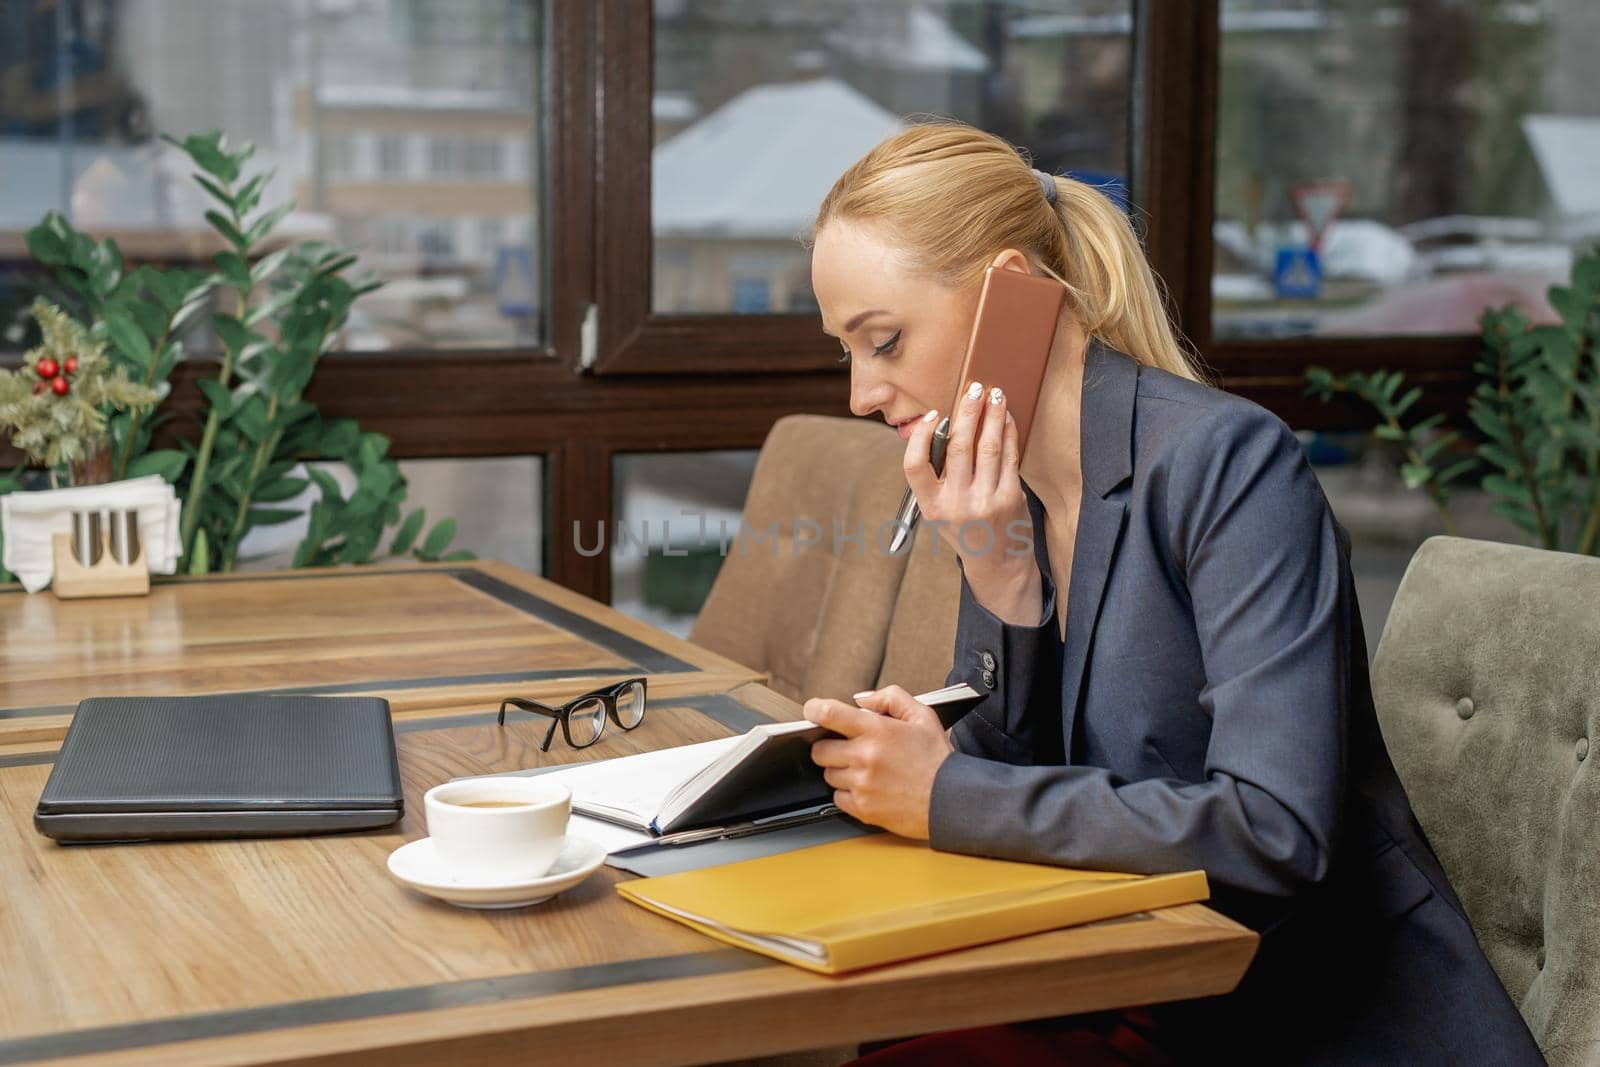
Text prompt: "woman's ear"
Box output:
[[988, 247, 1033, 275]]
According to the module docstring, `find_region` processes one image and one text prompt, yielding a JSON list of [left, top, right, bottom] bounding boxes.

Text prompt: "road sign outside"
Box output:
[[1274, 246, 1322, 300], [1290, 180, 1352, 252], [496, 246, 537, 319]]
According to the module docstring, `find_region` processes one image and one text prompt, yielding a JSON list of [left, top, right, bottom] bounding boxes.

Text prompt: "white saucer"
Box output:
[[387, 835, 606, 909]]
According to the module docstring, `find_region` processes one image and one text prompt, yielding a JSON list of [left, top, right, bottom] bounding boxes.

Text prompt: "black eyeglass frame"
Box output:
[[496, 677, 648, 751]]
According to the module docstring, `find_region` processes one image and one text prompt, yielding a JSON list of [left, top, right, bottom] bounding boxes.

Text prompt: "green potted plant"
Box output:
[[10, 130, 470, 576], [1306, 245, 1600, 554]]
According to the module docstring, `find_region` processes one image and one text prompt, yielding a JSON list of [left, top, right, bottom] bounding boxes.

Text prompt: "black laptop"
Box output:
[[34, 694, 405, 843]]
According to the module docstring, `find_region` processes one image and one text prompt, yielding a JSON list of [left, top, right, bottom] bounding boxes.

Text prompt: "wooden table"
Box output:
[[0, 563, 1257, 1066]]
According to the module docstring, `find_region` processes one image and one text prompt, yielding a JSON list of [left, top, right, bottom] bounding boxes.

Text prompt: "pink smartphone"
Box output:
[[950, 266, 1066, 458]]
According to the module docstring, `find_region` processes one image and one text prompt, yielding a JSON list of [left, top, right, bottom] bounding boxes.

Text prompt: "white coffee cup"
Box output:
[[424, 778, 571, 883]]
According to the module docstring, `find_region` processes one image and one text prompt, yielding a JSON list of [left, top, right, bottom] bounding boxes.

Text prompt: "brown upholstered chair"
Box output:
[[1372, 536, 1600, 1065], [691, 415, 961, 704], [875, 526, 962, 695]]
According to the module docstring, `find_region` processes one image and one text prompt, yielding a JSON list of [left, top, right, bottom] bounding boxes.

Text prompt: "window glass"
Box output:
[[237, 455, 543, 574], [651, 0, 1135, 315], [609, 450, 760, 635], [1213, 0, 1599, 339], [0, 0, 546, 353]]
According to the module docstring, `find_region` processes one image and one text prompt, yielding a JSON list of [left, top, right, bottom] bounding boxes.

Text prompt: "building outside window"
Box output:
[[0, 0, 546, 353]]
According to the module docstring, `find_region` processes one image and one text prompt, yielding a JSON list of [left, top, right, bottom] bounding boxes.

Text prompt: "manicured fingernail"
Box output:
[[989, 386, 1003, 405], [966, 380, 983, 400], [853, 690, 876, 700], [922, 409, 938, 423]]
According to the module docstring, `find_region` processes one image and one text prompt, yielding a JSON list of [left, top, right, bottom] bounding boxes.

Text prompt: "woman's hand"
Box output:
[[804, 686, 954, 839], [904, 381, 1042, 625]]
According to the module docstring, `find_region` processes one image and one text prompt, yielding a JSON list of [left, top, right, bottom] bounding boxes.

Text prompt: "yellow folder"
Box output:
[[616, 834, 1209, 975]]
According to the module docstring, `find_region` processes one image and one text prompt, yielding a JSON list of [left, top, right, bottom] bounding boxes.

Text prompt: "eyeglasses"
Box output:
[[496, 678, 648, 751]]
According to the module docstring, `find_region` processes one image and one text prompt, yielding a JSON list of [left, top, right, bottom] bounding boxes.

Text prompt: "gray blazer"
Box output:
[[930, 342, 1544, 1064]]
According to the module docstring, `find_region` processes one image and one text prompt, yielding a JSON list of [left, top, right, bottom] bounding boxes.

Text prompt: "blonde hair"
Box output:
[[813, 122, 1205, 382]]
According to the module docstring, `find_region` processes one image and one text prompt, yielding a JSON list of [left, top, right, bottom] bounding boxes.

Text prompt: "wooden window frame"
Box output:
[[2, 0, 1484, 603]]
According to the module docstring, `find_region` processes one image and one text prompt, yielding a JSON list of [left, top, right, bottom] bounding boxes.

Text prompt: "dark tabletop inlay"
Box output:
[[0, 564, 707, 717], [450, 570, 695, 674], [2, 690, 776, 769], [673, 693, 777, 733], [0, 950, 768, 1064], [0, 669, 628, 721], [0, 752, 57, 769]]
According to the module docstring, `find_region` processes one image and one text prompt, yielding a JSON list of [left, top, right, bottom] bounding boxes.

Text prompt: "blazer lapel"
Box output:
[[1058, 342, 1137, 759]]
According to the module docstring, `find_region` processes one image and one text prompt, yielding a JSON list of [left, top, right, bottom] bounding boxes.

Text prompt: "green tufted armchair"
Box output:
[[1373, 536, 1600, 1066]]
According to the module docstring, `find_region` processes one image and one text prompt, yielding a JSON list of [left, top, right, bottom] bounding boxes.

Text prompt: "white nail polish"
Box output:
[[966, 380, 983, 401], [923, 409, 938, 422], [989, 386, 1003, 405]]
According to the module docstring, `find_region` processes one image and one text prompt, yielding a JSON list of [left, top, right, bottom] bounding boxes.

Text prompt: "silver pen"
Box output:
[[615, 804, 841, 853], [887, 417, 951, 554]]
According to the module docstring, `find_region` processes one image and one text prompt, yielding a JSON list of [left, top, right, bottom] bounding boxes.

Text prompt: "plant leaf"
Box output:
[[191, 173, 235, 210], [245, 202, 295, 247], [214, 250, 252, 291], [307, 467, 345, 500], [205, 210, 249, 252], [196, 378, 234, 417], [252, 477, 311, 503], [189, 527, 211, 575], [250, 248, 291, 286], [245, 507, 301, 527], [25, 218, 69, 265], [1435, 458, 1478, 485], [125, 450, 189, 484], [1483, 474, 1533, 505], [389, 509, 426, 554], [102, 307, 154, 368], [419, 518, 457, 559]]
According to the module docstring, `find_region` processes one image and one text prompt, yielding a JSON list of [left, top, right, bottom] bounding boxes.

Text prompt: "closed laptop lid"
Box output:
[[37, 695, 403, 814]]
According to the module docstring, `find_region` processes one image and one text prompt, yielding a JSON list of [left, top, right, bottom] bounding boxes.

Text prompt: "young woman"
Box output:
[[801, 123, 1541, 1064]]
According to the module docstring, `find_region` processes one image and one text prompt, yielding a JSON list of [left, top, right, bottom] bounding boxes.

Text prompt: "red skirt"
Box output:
[[848, 1009, 1175, 1067]]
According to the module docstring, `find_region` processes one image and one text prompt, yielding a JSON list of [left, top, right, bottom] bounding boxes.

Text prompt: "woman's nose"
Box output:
[[848, 368, 891, 418]]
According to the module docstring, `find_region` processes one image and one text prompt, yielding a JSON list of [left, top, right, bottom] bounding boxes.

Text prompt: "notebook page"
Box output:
[[569, 813, 654, 853], [531, 735, 743, 829]]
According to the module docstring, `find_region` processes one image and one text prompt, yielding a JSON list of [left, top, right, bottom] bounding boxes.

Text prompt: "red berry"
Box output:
[[64, 356, 78, 374], [51, 376, 69, 396], [36, 358, 58, 379]]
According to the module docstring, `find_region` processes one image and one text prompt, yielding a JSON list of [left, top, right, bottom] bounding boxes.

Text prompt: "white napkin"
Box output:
[[2, 476, 182, 592]]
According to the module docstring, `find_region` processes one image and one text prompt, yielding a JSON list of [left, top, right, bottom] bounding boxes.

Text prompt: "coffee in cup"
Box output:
[[423, 778, 571, 882]]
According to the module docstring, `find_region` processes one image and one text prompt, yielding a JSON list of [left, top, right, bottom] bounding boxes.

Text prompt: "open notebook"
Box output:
[[524, 683, 982, 838]]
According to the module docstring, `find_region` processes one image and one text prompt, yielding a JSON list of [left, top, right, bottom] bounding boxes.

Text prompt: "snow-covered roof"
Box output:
[[652, 78, 904, 240], [314, 84, 528, 112], [824, 6, 988, 73], [1523, 114, 1600, 217], [1015, 4, 1541, 38]]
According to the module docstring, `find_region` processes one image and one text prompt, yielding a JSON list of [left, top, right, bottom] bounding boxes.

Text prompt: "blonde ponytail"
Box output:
[[813, 122, 1206, 383]]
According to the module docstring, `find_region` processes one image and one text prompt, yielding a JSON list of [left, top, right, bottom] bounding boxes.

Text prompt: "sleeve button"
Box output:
[[980, 651, 996, 672], [980, 669, 996, 691]]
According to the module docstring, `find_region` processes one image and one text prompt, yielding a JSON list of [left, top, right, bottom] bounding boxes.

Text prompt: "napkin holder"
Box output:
[[51, 511, 149, 599]]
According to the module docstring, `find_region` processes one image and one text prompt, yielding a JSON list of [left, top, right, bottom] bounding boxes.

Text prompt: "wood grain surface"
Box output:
[[0, 565, 1256, 1066]]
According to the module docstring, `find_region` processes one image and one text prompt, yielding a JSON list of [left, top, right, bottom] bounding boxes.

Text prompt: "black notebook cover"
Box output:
[[35, 694, 404, 842]]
